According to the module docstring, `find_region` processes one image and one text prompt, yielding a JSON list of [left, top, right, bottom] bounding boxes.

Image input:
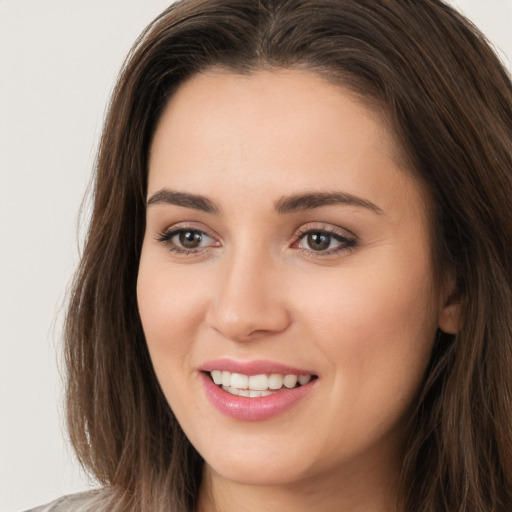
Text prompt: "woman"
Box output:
[[28, 0, 512, 511]]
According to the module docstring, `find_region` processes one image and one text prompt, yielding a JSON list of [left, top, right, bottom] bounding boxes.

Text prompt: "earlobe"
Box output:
[[438, 275, 462, 334], [438, 301, 462, 334]]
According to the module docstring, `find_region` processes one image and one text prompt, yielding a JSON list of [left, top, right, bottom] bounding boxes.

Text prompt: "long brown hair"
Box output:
[[65, 1, 512, 510]]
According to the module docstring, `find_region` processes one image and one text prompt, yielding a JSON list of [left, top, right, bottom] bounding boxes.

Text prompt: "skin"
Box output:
[[137, 69, 458, 512]]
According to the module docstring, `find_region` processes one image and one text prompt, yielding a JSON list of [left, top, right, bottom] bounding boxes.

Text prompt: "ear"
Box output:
[[438, 302, 461, 334], [438, 279, 462, 334]]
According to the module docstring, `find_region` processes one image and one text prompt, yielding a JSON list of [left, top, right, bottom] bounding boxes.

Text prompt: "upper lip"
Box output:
[[199, 358, 316, 376]]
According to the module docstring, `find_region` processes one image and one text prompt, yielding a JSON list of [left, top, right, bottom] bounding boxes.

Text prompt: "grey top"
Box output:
[[23, 491, 102, 512]]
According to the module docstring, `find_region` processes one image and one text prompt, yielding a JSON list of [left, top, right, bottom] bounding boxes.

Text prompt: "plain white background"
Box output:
[[0, 1, 511, 510]]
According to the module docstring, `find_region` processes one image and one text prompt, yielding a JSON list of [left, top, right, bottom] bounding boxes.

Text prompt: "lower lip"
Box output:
[[200, 372, 316, 421]]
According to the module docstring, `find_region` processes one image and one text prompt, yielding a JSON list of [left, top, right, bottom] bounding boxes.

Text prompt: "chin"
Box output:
[[207, 460, 309, 487], [199, 441, 315, 486]]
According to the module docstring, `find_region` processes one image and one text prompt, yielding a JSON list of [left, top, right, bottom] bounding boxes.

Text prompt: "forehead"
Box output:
[[148, 69, 426, 219], [151, 69, 394, 157]]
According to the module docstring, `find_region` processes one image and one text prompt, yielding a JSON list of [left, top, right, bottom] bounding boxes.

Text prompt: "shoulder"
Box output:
[[23, 490, 102, 512]]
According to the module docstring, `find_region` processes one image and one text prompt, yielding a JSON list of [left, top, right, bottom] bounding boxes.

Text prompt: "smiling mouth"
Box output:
[[206, 370, 317, 397]]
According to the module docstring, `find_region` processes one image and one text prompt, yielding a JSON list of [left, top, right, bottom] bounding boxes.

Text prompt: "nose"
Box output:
[[205, 250, 291, 342]]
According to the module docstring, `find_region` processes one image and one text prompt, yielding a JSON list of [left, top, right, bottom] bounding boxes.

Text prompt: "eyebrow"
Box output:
[[146, 188, 383, 216], [147, 189, 220, 214], [274, 192, 383, 215]]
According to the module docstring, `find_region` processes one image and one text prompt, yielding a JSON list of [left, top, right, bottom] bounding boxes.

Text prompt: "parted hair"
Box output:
[[65, 0, 512, 510]]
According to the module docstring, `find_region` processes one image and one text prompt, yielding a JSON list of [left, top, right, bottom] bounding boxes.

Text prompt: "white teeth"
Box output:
[[221, 371, 231, 387], [268, 374, 283, 389], [210, 370, 313, 395], [283, 374, 298, 388], [250, 389, 271, 397], [249, 374, 268, 391], [227, 386, 240, 396], [231, 373, 249, 389], [221, 386, 271, 397], [298, 375, 312, 385], [211, 370, 222, 385]]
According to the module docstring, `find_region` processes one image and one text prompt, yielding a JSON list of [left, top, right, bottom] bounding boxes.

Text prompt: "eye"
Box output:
[[294, 227, 356, 254], [174, 229, 209, 249], [156, 226, 218, 253]]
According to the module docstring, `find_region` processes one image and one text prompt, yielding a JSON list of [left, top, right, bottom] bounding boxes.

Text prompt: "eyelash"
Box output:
[[155, 225, 356, 257]]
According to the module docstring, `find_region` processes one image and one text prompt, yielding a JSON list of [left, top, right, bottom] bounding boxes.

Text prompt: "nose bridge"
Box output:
[[207, 242, 290, 341]]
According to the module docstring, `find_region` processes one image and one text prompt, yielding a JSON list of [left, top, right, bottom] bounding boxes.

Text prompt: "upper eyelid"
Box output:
[[164, 227, 213, 239], [157, 222, 218, 238], [294, 223, 356, 240], [157, 222, 353, 235]]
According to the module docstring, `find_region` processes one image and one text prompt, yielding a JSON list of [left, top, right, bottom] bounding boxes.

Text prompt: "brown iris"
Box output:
[[307, 232, 331, 251], [179, 230, 203, 249]]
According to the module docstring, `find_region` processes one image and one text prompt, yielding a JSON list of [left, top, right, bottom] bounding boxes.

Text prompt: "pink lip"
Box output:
[[199, 359, 318, 421]]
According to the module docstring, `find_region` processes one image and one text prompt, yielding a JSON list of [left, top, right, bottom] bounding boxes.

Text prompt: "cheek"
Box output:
[[293, 257, 439, 414], [136, 255, 215, 435], [300, 261, 436, 338], [136, 252, 207, 375]]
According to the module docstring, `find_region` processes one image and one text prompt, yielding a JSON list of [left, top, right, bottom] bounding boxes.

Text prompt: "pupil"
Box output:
[[308, 232, 330, 251], [179, 230, 202, 249]]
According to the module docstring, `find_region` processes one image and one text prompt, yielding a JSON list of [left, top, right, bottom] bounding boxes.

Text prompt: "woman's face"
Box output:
[[138, 70, 454, 491]]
